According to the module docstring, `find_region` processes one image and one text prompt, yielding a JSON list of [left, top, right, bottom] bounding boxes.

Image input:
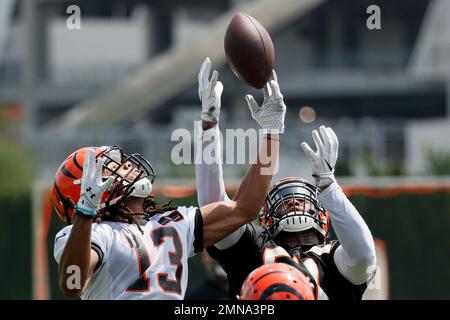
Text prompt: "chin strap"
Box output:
[[115, 176, 152, 199], [270, 210, 324, 238], [130, 178, 152, 198]]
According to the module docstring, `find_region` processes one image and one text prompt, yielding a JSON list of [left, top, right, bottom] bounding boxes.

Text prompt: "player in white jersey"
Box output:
[[52, 58, 286, 299], [54, 203, 201, 300], [195, 58, 377, 300]]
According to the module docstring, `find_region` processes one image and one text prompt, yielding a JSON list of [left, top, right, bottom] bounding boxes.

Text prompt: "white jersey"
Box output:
[[54, 206, 202, 300]]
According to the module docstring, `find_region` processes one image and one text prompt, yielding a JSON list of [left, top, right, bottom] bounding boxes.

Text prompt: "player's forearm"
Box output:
[[319, 182, 376, 282], [195, 122, 230, 206], [319, 182, 375, 261], [201, 135, 279, 247], [196, 121, 245, 249], [234, 134, 279, 217], [58, 215, 93, 296]]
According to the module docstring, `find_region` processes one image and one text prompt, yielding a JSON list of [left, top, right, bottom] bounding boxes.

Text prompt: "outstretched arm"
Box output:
[[196, 57, 231, 206], [301, 126, 376, 285], [200, 69, 285, 248], [195, 58, 246, 249], [319, 182, 376, 285], [201, 133, 280, 248], [195, 122, 231, 205]]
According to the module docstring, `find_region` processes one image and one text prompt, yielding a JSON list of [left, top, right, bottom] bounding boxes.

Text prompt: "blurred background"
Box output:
[[1, 0, 450, 299]]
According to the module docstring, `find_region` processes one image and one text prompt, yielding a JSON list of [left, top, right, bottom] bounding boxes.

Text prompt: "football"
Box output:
[[224, 12, 275, 89]]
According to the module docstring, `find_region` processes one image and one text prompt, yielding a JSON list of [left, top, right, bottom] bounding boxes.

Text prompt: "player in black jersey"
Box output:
[[195, 59, 377, 300]]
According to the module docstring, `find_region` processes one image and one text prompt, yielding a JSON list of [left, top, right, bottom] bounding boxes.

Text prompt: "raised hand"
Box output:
[[75, 148, 115, 217], [198, 57, 224, 124], [245, 70, 286, 134], [300, 126, 339, 189]]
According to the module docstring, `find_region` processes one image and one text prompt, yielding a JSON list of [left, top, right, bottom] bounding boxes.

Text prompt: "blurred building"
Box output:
[[1, 0, 449, 180], [3, 0, 450, 301]]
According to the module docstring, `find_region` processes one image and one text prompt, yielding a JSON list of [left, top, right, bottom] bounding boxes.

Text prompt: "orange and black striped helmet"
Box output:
[[52, 146, 156, 223], [240, 263, 315, 300]]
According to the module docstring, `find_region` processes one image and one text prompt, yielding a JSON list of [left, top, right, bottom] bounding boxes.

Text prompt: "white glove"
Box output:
[[75, 148, 115, 217], [198, 57, 223, 124], [245, 70, 286, 134], [300, 126, 338, 189]]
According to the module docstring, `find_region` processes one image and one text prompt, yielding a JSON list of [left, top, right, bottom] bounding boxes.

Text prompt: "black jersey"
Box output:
[[207, 222, 367, 300]]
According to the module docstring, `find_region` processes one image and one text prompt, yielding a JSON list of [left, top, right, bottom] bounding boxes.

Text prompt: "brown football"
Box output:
[[224, 12, 275, 89]]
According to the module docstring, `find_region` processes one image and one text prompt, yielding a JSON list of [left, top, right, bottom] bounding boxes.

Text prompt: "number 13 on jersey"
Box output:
[[125, 226, 184, 295]]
